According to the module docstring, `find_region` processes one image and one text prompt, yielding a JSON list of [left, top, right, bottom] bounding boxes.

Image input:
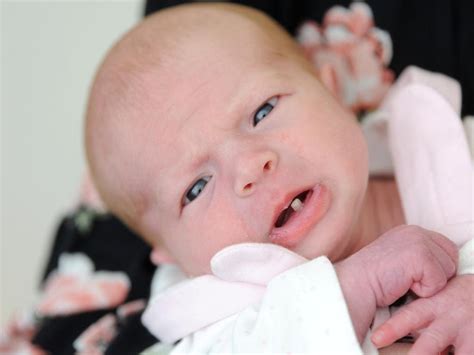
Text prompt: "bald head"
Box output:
[[85, 3, 310, 239]]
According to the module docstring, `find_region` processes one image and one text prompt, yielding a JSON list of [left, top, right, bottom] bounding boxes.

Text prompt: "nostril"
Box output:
[[243, 182, 253, 191], [263, 161, 272, 171]]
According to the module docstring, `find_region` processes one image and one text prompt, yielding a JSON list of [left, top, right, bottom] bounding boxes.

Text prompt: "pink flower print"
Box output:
[[323, 3, 374, 37], [116, 299, 146, 321], [73, 314, 117, 355], [36, 253, 130, 317], [0, 341, 46, 355], [73, 300, 147, 354], [296, 2, 394, 113], [0, 310, 46, 355]]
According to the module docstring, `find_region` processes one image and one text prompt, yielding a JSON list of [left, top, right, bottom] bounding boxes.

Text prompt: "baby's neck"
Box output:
[[350, 177, 406, 254]]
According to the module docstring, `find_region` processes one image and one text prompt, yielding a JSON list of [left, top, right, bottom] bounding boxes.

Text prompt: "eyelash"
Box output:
[[253, 96, 278, 126], [182, 96, 279, 207]]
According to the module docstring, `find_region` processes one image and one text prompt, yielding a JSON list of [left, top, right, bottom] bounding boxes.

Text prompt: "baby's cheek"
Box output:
[[206, 203, 252, 244], [277, 131, 290, 144], [276, 128, 309, 157]]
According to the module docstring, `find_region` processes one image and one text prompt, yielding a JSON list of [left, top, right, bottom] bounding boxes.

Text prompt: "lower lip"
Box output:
[[268, 184, 330, 248]]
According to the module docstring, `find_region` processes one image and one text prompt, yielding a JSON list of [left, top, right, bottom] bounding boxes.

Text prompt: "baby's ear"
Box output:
[[150, 246, 176, 265]]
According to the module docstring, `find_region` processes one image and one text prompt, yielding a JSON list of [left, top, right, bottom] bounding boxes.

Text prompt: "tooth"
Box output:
[[291, 198, 303, 211]]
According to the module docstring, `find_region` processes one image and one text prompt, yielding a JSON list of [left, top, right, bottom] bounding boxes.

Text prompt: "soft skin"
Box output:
[[86, 3, 368, 277]]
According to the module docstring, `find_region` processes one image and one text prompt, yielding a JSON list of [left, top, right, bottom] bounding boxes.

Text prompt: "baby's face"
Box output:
[[132, 41, 368, 276]]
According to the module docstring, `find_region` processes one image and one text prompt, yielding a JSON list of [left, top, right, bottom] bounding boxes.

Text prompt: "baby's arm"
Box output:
[[334, 225, 458, 343]]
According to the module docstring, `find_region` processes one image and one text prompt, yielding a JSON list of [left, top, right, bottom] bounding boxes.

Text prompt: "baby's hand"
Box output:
[[336, 225, 458, 341], [366, 225, 458, 306], [372, 275, 474, 355]]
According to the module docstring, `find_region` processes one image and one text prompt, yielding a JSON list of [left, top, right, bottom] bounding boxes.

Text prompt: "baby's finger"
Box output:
[[428, 230, 458, 260], [426, 231, 458, 272], [408, 317, 457, 355], [453, 321, 474, 355], [455, 341, 474, 355], [427, 237, 457, 279], [410, 250, 449, 297], [372, 299, 433, 348]]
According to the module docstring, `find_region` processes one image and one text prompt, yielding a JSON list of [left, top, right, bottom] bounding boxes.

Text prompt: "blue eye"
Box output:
[[183, 176, 211, 206], [253, 97, 278, 126]]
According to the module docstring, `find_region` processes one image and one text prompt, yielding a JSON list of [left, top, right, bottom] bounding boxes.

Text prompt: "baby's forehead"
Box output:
[[99, 2, 306, 122], [123, 35, 292, 130], [118, 6, 296, 77]]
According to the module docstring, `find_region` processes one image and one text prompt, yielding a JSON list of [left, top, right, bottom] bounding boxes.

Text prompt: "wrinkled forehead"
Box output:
[[162, 26, 281, 92], [136, 39, 291, 206], [128, 5, 297, 140], [145, 27, 284, 130]]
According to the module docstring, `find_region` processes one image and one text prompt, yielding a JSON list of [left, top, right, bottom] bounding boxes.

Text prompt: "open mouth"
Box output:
[[274, 190, 312, 228], [269, 184, 329, 248]]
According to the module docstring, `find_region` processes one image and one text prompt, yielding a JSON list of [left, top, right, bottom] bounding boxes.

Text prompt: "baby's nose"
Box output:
[[234, 150, 278, 197]]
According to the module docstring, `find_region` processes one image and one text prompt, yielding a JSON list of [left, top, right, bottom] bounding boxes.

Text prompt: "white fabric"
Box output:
[[464, 117, 474, 159], [176, 256, 362, 354], [143, 246, 365, 354], [386, 83, 473, 247], [361, 110, 393, 176], [458, 239, 474, 275]]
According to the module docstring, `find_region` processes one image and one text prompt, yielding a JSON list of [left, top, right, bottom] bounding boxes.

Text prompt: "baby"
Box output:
[[85, 3, 472, 354]]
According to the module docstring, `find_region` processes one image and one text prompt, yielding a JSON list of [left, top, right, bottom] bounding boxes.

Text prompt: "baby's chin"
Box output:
[[293, 203, 361, 262]]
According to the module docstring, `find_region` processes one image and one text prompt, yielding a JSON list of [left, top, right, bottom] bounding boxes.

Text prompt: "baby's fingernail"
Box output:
[[371, 331, 384, 346]]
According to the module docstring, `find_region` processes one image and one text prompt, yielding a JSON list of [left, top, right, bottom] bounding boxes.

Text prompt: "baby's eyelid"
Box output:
[[267, 96, 278, 106], [252, 96, 279, 126], [182, 175, 211, 207]]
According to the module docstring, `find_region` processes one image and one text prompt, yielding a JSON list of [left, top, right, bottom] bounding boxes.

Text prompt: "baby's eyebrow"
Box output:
[[182, 155, 210, 180], [227, 71, 284, 116], [163, 148, 209, 207]]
